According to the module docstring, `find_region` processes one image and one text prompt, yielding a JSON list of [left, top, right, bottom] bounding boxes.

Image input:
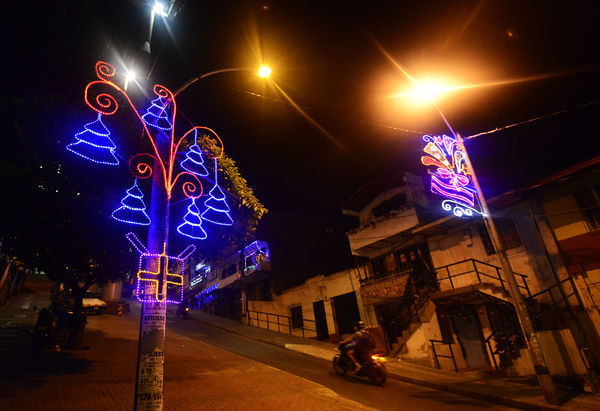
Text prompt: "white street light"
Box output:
[[124, 69, 137, 91], [153, 1, 170, 17]]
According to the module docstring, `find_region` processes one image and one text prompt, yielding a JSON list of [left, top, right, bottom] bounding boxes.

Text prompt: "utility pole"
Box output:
[[458, 133, 560, 405], [133, 7, 167, 410]]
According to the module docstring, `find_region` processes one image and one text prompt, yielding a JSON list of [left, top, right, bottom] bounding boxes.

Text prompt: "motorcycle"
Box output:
[[176, 304, 190, 319], [333, 344, 387, 386]]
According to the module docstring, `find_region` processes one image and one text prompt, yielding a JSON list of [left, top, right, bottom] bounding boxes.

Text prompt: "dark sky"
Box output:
[[6, 0, 600, 224]]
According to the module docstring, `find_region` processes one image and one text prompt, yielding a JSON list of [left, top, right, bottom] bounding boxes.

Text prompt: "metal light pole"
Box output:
[[433, 105, 559, 404]]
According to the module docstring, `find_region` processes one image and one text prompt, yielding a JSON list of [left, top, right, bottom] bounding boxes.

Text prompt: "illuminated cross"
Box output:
[[138, 242, 184, 302]]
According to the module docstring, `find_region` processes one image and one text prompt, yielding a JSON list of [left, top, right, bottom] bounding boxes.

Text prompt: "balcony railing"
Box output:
[[435, 259, 531, 298]]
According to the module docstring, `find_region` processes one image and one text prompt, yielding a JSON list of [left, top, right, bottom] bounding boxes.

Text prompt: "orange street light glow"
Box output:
[[394, 81, 457, 103], [258, 65, 272, 78]]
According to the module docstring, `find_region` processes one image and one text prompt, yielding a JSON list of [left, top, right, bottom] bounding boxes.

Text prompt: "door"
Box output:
[[450, 306, 489, 369], [313, 300, 329, 341], [331, 292, 360, 335]]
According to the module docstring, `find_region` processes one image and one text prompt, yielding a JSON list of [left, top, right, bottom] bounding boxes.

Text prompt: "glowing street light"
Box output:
[[258, 65, 272, 78], [152, 1, 170, 17], [124, 69, 137, 91]]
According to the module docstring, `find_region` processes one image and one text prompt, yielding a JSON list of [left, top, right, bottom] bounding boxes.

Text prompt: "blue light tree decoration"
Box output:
[[201, 158, 234, 226], [421, 134, 485, 217], [111, 178, 151, 226], [66, 113, 119, 165], [142, 95, 173, 131], [180, 129, 209, 176], [177, 198, 208, 239], [65, 61, 231, 303]]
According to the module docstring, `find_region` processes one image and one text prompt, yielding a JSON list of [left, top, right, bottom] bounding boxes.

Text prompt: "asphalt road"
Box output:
[[166, 312, 518, 411]]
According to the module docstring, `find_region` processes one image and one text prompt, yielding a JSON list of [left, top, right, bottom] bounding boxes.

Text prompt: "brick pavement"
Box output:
[[0, 276, 372, 411]]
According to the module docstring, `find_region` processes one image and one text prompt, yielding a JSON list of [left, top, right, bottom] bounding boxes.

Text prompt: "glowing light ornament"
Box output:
[[177, 197, 208, 239], [421, 134, 485, 218], [201, 159, 234, 226], [112, 178, 151, 226], [142, 95, 173, 131], [66, 113, 119, 165], [180, 129, 209, 176], [126, 232, 195, 303]]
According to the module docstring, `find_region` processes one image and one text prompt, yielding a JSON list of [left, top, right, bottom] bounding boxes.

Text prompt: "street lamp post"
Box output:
[[416, 89, 560, 403], [456, 132, 559, 405]]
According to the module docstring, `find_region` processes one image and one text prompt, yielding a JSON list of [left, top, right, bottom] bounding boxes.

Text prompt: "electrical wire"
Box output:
[[463, 99, 600, 141]]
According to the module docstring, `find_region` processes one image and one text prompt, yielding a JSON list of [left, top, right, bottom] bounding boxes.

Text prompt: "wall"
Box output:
[[509, 329, 588, 377], [544, 195, 589, 241], [247, 268, 369, 341], [427, 207, 549, 296]]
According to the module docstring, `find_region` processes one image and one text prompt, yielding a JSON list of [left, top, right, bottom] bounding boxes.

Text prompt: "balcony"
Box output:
[[347, 208, 420, 257], [359, 270, 411, 305], [434, 259, 530, 299]]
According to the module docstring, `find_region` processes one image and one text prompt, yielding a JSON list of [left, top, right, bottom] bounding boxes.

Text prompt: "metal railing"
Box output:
[[430, 339, 458, 372], [435, 259, 531, 297], [484, 333, 499, 370], [246, 309, 317, 338]]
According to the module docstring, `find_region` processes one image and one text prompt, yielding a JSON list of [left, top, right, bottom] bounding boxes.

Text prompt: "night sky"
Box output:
[[4, 1, 600, 277]]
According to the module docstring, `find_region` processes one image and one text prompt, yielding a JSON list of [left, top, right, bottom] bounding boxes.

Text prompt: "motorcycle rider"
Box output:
[[340, 320, 369, 374]]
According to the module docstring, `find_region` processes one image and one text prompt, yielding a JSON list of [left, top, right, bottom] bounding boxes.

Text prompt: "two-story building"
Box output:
[[341, 165, 598, 383]]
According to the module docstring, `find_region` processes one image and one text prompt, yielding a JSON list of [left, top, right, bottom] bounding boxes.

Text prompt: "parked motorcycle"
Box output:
[[333, 344, 387, 386], [176, 304, 190, 319], [32, 308, 55, 350]]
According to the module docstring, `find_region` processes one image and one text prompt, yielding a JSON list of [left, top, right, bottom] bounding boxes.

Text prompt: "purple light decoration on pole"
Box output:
[[421, 134, 485, 217]]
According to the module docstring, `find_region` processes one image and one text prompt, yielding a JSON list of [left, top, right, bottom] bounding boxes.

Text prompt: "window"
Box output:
[[222, 264, 237, 278], [477, 217, 523, 256], [372, 193, 408, 218], [573, 186, 600, 232], [290, 306, 303, 329], [371, 259, 385, 277]]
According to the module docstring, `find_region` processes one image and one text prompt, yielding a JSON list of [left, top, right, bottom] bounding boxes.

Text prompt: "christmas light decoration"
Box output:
[[421, 134, 484, 217], [177, 197, 208, 239], [112, 179, 151, 226], [66, 113, 119, 165], [201, 159, 234, 226], [142, 95, 173, 131], [180, 129, 209, 176], [126, 233, 195, 303]]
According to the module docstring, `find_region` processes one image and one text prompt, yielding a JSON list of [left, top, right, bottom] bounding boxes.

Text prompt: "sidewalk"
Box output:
[[190, 310, 600, 411], [0, 277, 372, 411]]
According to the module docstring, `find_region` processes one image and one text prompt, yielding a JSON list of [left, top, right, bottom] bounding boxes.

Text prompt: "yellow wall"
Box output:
[[544, 196, 588, 241]]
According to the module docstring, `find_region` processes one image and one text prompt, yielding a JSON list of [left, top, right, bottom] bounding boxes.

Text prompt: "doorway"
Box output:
[[450, 305, 489, 369], [332, 292, 360, 335], [313, 300, 329, 341]]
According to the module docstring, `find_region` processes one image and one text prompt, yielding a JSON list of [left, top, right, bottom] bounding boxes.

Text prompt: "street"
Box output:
[[165, 309, 516, 410], [0, 280, 517, 410]]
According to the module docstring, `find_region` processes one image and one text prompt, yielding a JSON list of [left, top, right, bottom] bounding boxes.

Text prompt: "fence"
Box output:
[[430, 339, 458, 372], [246, 309, 317, 338]]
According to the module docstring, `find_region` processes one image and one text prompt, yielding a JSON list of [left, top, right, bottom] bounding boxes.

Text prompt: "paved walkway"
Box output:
[[189, 310, 600, 411], [0, 277, 371, 411]]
